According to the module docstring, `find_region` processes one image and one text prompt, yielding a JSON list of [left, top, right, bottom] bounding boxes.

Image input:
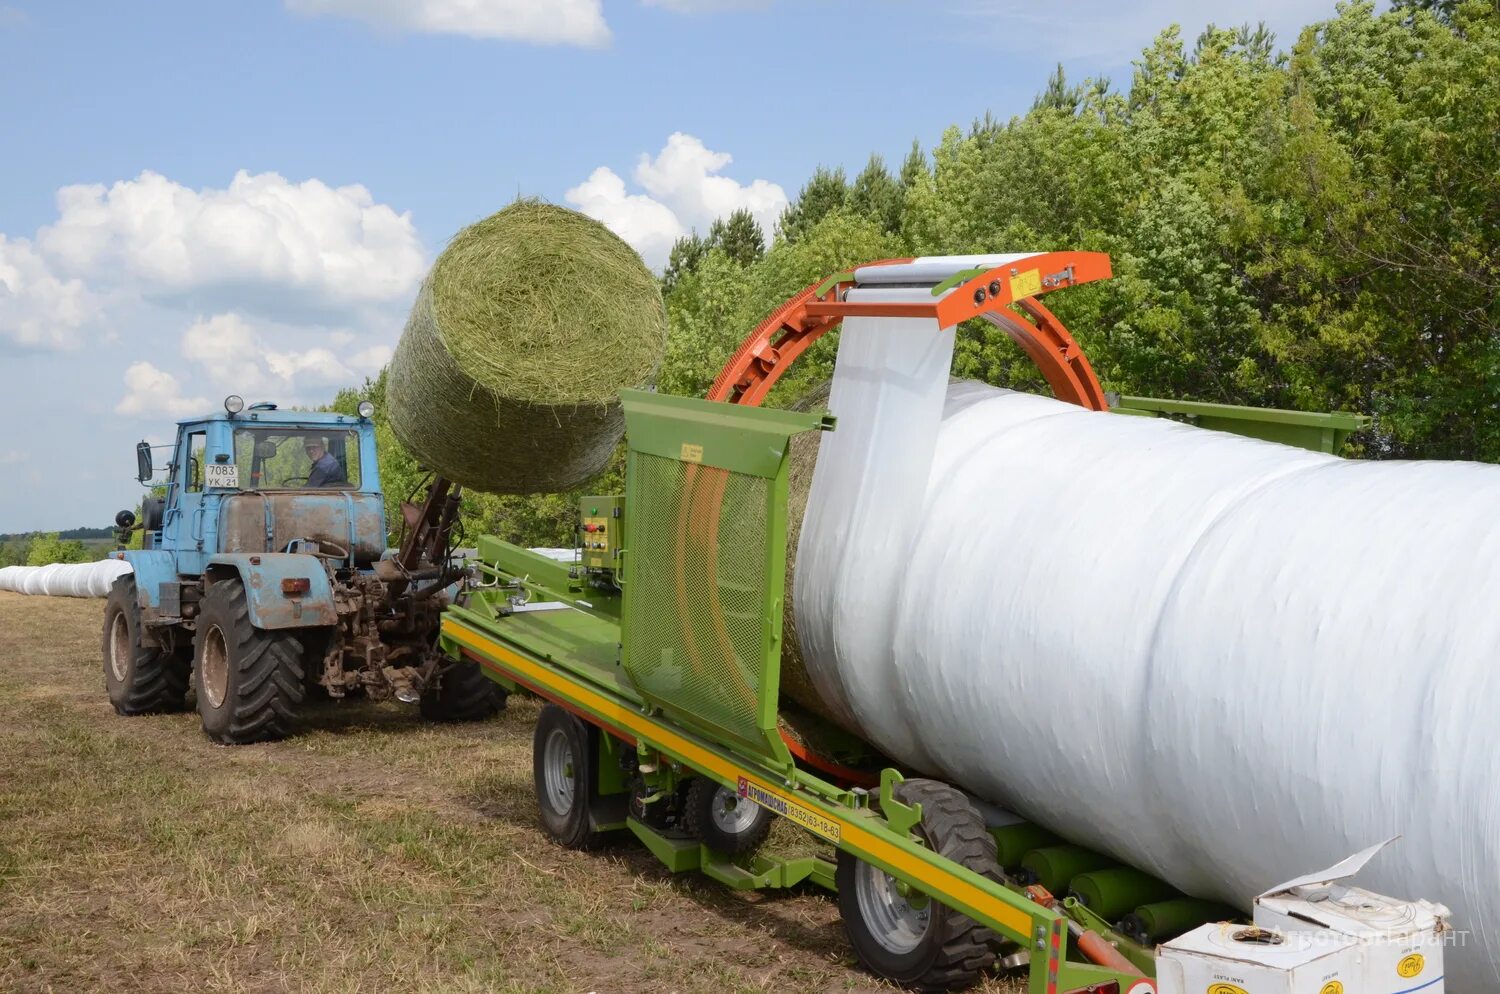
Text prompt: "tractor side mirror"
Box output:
[[135, 441, 153, 483]]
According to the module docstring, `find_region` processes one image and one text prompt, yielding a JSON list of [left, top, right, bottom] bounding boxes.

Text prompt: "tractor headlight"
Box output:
[[357, 400, 375, 419], [224, 394, 245, 415]]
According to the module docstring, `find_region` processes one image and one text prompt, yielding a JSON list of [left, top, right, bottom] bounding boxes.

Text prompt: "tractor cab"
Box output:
[[132, 396, 385, 576]]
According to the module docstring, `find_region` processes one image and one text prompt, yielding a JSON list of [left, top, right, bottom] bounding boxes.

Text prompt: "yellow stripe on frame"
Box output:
[[442, 620, 1035, 938]]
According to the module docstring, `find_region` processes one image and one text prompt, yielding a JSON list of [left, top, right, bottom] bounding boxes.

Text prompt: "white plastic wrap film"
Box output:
[[0, 559, 132, 597], [795, 292, 956, 751], [799, 360, 1500, 987]]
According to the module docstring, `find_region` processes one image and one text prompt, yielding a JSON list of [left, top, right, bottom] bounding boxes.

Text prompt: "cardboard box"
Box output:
[[1157, 922, 1359, 994], [1254, 839, 1449, 994]]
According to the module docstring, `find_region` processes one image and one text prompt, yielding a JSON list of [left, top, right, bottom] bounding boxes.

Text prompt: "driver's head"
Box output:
[[304, 437, 326, 460]]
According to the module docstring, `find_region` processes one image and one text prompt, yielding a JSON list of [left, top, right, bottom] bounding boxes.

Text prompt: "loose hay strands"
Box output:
[[387, 201, 668, 495]]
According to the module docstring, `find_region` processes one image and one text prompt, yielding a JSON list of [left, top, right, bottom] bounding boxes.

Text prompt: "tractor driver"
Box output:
[[303, 437, 344, 488]]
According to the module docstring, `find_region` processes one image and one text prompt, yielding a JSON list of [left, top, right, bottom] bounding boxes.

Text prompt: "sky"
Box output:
[[0, 0, 1338, 532]]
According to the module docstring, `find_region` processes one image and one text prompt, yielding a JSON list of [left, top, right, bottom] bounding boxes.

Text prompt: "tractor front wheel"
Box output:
[[102, 576, 190, 715], [836, 778, 1001, 991], [194, 579, 305, 745], [419, 659, 507, 722]]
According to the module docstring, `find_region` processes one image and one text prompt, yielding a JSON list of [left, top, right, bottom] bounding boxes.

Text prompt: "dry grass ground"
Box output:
[[0, 592, 1023, 994]]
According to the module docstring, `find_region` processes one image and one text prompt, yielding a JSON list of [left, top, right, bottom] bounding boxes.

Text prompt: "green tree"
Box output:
[[26, 533, 91, 566], [661, 233, 709, 294], [1244, 0, 1500, 457], [657, 248, 757, 398], [0, 538, 32, 568], [776, 166, 849, 244], [848, 154, 905, 236], [707, 209, 766, 267], [898, 138, 929, 190]]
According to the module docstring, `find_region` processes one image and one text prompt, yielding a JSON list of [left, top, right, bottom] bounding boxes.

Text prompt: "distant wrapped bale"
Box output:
[[387, 201, 668, 494]]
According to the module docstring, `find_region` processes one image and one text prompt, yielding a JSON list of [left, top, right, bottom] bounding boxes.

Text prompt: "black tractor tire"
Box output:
[[533, 704, 606, 850], [837, 779, 1001, 991], [102, 576, 190, 715], [419, 659, 507, 722], [682, 777, 773, 855], [193, 579, 305, 745]]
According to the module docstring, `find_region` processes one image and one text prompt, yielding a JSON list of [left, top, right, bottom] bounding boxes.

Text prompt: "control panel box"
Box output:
[[579, 495, 624, 571]]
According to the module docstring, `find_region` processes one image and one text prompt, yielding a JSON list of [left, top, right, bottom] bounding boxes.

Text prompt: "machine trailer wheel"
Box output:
[[193, 579, 306, 745], [419, 659, 508, 722], [837, 779, 1001, 992], [683, 778, 773, 855], [533, 704, 606, 850], [102, 576, 190, 715]]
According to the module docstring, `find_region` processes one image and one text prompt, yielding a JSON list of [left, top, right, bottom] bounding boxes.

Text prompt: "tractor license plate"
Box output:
[[205, 464, 239, 488]]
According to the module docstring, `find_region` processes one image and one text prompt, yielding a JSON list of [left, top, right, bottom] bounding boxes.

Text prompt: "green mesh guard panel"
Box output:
[[623, 453, 773, 754]]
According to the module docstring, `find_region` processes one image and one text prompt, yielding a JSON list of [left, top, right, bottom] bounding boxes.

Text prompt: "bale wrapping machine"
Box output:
[[439, 253, 1443, 993]]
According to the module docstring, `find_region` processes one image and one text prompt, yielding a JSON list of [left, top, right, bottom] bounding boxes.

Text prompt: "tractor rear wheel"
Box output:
[[836, 779, 1001, 991], [194, 578, 305, 745], [683, 778, 773, 855], [102, 576, 190, 715], [419, 659, 507, 722]]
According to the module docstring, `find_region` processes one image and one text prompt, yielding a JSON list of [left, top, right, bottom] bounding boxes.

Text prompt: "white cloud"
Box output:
[[285, 0, 611, 46], [38, 170, 426, 321], [642, 0, 769, 10], [565, 133, 787, 270], [564, 167, 686, 272], [0, 235, 98, 351], [0, 450, 27, 465], [181, 312, 391, 401], [116, 362, 211, 418], [634, 133, 786, 238]]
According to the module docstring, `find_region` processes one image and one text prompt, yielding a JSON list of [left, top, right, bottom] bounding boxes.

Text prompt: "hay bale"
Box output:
[[780, 379, 831, 721], [387, 201, 667, 494]]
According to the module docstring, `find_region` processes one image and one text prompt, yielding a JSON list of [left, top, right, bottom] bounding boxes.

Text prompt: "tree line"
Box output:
[[0, 533, 102, 568], [337, 0, 1495, 550]]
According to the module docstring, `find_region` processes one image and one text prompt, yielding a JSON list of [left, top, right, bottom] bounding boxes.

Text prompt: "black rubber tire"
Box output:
[[419, 659, 508, 722], [682, 777, 773, 855], [837, 779, 1001, 991], [533, 704, 604, 850], [102, 576, 190, 715], [193, 579, 306, 745]]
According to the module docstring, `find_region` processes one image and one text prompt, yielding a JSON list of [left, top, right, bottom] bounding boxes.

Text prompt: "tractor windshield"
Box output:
[[232, 428, 362, 490]]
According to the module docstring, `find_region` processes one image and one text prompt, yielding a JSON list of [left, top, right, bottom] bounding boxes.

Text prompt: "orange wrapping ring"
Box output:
[[685, 254, 1114, 787]]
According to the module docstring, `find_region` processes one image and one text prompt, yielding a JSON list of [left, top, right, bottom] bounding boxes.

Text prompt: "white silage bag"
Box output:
[[796, 291, 1500, 990], [0, 559, 132, 598]]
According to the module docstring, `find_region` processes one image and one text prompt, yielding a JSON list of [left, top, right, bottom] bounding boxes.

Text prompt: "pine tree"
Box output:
[[707, 209, 766, 267], [776, 166, 848, 244], [898, 139, 928, 190], [662, 233, 709, 294], [849, 154, 904, 236]]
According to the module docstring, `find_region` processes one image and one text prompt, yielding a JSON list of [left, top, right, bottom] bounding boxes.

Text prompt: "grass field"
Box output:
[[0, 591, 1022, 994]]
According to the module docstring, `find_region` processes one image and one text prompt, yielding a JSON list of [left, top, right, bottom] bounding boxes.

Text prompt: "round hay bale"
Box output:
[[780, 379, 831, 722], [387, 201, 667, 494]]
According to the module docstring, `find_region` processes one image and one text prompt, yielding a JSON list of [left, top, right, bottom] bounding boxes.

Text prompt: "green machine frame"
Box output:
[[441, 389, 1147, 994], [1111, 394, 1366, 454]]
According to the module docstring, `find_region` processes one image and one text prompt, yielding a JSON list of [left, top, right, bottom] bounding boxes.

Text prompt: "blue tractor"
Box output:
[[104, 394, 503, 744]]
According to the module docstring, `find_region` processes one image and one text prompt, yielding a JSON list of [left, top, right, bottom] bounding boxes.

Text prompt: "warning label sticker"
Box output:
[[1010, 268, 1042, 299], [737, 776, 841, 843]]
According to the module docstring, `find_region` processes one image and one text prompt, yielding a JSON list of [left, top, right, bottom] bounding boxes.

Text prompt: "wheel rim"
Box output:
[[108, 610, 131, 682], [201, 624, 230, 710], [854, 858, 934, 955], [709, 785, 760, 835], [542, 728, 576, 814]]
